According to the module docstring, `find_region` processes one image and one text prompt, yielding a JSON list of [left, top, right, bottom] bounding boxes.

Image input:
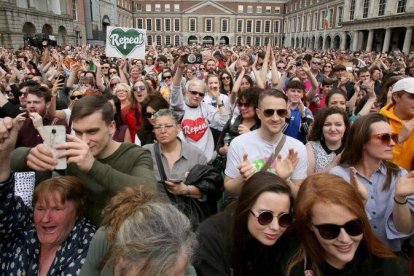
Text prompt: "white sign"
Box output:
[[105, 26, 146, 59]]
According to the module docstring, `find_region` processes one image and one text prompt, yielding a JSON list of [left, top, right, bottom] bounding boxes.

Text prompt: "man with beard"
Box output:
[[15, 85, 67, 148]]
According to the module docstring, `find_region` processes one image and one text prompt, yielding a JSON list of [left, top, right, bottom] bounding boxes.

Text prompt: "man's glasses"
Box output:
[[145, 112, 155, 118], [371, 133, 398, 145], [189, 91, 205, 97], [70, 95, 83, 100], [262, 108, 288, 118], [313, 219, 364, 240], [153, 124, 176, 131], [134, 85, 146, 92], [163, 75, 172, 80], [238, 102, 251, 108], [249, 210, 293, 227]]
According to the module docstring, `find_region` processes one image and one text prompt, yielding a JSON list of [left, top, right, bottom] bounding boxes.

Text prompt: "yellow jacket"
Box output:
[[380, 104, 414, 170]]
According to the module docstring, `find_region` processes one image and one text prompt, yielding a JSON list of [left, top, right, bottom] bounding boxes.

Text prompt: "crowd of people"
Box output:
[[0, 41, 414, 275]]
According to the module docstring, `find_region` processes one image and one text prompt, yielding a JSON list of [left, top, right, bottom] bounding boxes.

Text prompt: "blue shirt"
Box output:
[[330, 164, 413, 251], [284, 107, 304, 142]]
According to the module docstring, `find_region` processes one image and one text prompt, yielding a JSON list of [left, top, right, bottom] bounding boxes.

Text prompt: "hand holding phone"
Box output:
[[43, 126, 67, 170]]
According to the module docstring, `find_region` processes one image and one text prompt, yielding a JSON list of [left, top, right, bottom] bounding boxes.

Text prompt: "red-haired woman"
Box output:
[[286, 174, 402, 275]]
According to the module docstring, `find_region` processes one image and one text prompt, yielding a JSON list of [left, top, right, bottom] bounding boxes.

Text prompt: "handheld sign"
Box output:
[[105, 26, 146, 59]]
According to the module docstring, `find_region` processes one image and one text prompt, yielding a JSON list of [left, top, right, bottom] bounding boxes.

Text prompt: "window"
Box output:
[[246, 36, 252, 46], [397, 0, 406, 13], [189, 18, 196, 32], [156, 19, 162, 31], [146, 19, 152, 31], [273, 20, 279, 33], [156, 35, 161, 46], [255, 20, 262, 33], [165, 4, 170, 12], [274, 7, 280, 14], [237, 20, 243, 32], [257, 6, 262, 13], [165, 19, 171, 32], [174, 35, 180, 46], [155, 4, 161, 12], [72, 0, 78, 20], [329, 8, 333, 28], [174, 4, 180, 12], [274, 37, 278, 46], [238, 5, 243, 13], [266, 6, 271, 14], [378, 0, 386, 16], [174, 19, 180, 31], [350, 0, 355, 20], [255, 37, 261, 46], [205, 18, 212, 32], [147, 35, 152, 45], [246, 20, 253, 32], [137, 18, 143, 29], [264, 20, 271, 33], [337, 6, 343, 26], [247, 5, 253, 13], [320, 10, 325, 29], [146, 4, 151, 12], [136, 3, 142, 11], [313, 12, 318, 30], [236, 36, 242, 46], [165, 36, 171, 45], [363, 0, 369, 18], [221, 19, 229, 32]]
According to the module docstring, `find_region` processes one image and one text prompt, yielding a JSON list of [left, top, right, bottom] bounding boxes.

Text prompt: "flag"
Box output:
[[324, 9, 330, 29]]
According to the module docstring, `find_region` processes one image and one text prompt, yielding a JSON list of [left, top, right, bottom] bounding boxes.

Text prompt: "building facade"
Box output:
[[117, 0, 134, 28], [285, 0, 414, 54], [133, 0, 286, 47]]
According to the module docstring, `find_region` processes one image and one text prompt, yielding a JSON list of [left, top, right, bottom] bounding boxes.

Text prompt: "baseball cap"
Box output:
[[391, 78, 414, 94]]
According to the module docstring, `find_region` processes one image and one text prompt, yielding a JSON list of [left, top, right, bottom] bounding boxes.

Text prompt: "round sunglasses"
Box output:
[[250, 210, 293, 227], [313, 219, 364, 240], [262, 108, 288, 118]]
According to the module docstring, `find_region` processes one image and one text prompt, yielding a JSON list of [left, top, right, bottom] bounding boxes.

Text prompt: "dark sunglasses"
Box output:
[[312, 62, 322, 65], [250, 210, 293, 227], [313, 219, 364, 240], [134, 85, 146, 91], [109, 71, 117, 74], [145, 112, 155, 118], [189, 90, 205, 97], [199, 67, 206, 71], [222, 76, 231, 80], [371, 133, 398, 145], [277, 67, 286, 70], [110, 82, 119, 87], [18, 92, 28, 97], [238, 102, 251, 108], [262, 108, 288, 118], [70, 95, 83, 100], [163, 75, 172, 80]]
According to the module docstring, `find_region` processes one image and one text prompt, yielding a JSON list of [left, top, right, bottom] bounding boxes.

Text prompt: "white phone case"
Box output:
[[43, 125, 67, 170]]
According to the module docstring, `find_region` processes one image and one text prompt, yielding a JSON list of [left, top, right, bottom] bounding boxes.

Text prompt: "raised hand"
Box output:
[[55, 134, 95, 172], [275, 148, 298, 180], [350, 167, 368, 204], [395, 171, 414, 198], [0, 117, 23, 154], [237, 153, 256, 180]]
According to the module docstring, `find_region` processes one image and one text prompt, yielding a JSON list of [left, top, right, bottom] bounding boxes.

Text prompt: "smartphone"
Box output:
[[346, 66, 353, 72], [168, 179, 182, 184], [43, 126, 67, 170], [57, 74, 65, 83]]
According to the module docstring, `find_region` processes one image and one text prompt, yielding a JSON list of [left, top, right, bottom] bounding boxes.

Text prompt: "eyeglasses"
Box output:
[[313, 219, 364, 240], [145, 112, 155, 118], [163, 75, 172, 80], [109, 71, 117, 75], [110, 83, 119, 88], [249, 210, 293, 227], [153, 124, 176, 131], [262, 108, 288, 118], [222, 76, 231, 80], [189, 90, 205, 97], [134, 85, 146, 91], [277, 67, 286, 70], [238, 102, 251, 108], [199, 67, 206, 71], [312, 62, 322, 65], [70, 95, 83, 100], [18, 92, 28, 97], [371, 133, 398, 145]]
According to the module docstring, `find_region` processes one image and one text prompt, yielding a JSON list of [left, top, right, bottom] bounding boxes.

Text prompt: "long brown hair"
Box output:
[[339, 113, 400, 190], [286, 174, 395, 275]]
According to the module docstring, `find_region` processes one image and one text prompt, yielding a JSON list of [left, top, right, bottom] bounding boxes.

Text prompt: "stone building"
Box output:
[[285, 0, 414, 54], [117, 0, 134, 28], [0, 0, 87, 48], [133, 0, 286, 47]]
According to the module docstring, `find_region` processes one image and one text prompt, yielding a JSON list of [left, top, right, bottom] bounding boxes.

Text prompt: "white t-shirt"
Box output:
[[225, 129, 308, 180]]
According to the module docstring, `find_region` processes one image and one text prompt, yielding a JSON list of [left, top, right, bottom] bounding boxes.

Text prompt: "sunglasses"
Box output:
[[238, 102, 251, 108], [189, 90, 205, 97], [109, 71, 117, 75], [222, 76, 231, 80], [110, 83, 119, 88], [145, 112, 155, 118], [199, 67, 206, 71], [262, 108, 288, 118], [313, 219, 364, 240], [18, 92, 28, 97], [277, 67, 286, 70], [70, 95, 83, 100], [312, 62, 322, 65], [371, 133, 398, 145], [250, 210, 293, 227], [134, 85, 146, 91], [163, 75, 172, 80]]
